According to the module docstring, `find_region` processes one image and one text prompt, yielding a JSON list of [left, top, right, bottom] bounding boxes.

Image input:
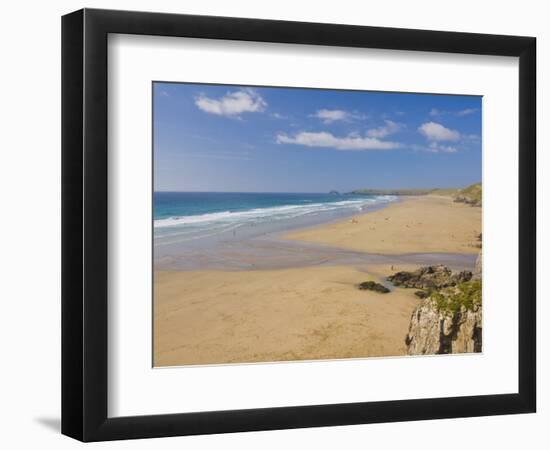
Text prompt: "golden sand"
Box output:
[[154, 265, 419, 366], [284, 195, 481, 254]]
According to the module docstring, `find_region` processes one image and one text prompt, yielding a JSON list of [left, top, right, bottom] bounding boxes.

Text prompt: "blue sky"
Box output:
[[153, 82, 482, 193]]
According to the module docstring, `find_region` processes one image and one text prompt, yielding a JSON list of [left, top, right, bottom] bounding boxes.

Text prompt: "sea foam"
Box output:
[[154, 196, 396, 229]]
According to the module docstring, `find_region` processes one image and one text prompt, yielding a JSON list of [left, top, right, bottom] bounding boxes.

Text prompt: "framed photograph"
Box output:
[[62, 8, 536, 441]]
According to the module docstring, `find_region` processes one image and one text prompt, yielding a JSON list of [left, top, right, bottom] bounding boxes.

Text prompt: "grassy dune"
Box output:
[[454, 183, 482, 206]]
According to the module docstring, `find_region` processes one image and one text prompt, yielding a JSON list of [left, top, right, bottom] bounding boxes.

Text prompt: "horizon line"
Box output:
[[153, 186, 472, 194]]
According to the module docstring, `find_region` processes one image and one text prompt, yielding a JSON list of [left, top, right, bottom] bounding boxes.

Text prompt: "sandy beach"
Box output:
[[154, 195, 481, 367], [284, 195, 481, 255]]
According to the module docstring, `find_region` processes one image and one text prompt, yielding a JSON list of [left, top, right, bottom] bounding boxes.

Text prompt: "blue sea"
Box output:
[[154, 192, 396, 242]]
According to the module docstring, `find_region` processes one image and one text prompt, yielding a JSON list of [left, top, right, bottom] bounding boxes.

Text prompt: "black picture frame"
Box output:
[[62, 8, 536, 442]]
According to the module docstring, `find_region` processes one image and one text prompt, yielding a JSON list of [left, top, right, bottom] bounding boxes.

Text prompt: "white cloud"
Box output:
[[430, 107, 479, 118], [276, 131, 400, 151], [195, 89, 266, 117], [410, 143, 458, 153], [427, 142, 458, 153], [456, 108, 478, 117], [311, 109, 365, 123], [312, 109, 349, 123], [366, 120, 402, 138], [418, 122, 460, 141]]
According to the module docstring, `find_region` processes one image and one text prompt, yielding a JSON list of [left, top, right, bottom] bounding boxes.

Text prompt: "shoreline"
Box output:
[[153, 194, 399, 271], [154, 196, 479, 272]]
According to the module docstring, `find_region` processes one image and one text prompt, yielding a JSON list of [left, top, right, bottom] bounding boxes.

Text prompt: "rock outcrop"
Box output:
[[357, 281, 390, 293], [405, 281, 482, 354], [387, 254, 483, 356], [387, 265, 472, 290]]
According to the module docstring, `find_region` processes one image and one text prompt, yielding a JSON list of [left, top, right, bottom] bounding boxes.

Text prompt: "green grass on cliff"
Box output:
[[431, 279, 482, 314], [456, 183, 482, 204]]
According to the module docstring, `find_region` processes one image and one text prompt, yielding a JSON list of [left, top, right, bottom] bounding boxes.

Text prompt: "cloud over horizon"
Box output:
[[366, 120, 403, 138], [418, 122, 460, 141], [427, 142, 458, 153], [195, 89, 267, 117], [311, 109, 365, 124], [456, 108, 478, 117], [276, 131, 401, 151], [430, 107, 479, 118]]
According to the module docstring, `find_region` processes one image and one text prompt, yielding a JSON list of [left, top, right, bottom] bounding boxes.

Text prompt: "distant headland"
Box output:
[[350, 183, 481, 207]]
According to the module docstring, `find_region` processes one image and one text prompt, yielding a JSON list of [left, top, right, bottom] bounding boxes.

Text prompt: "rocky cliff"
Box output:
[[388, 256, 483, 355], [405, 280, 482, 355]]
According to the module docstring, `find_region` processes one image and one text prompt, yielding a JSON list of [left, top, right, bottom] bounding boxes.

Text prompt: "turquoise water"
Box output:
[[154, 191, 396, 240]]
